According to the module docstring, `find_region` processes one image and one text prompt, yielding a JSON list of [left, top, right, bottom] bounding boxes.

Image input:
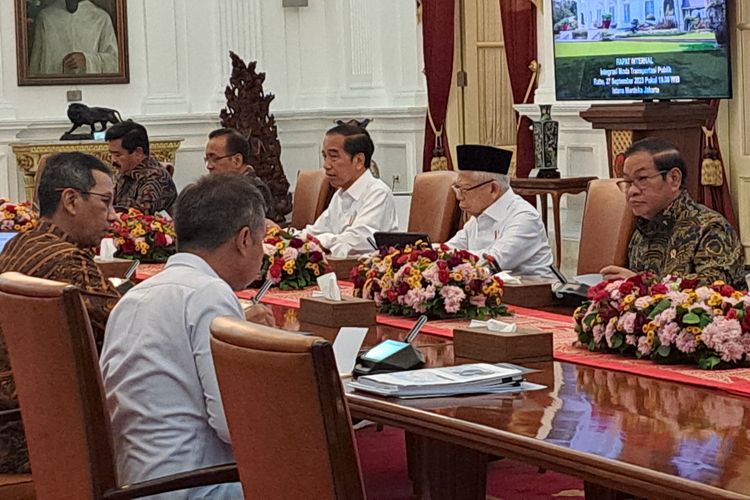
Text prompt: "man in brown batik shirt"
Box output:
[[106, 120, 177, 215], [0, 152, 120, 473]]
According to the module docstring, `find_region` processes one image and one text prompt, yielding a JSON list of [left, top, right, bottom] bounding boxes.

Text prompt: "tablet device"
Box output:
[[373, 231, 430, 249]]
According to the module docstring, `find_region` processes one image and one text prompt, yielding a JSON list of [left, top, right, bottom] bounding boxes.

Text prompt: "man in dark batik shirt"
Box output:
[[0, 152, 121, 473], [106, 120, 177, 215], [601, 138, 745, 289], [204, 127, 278, 221]]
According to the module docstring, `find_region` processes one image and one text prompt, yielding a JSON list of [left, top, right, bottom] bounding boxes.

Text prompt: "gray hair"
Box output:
[[175, 173, 265, 251], [464, 171, 510, 192], [38, 152, 112, 217]]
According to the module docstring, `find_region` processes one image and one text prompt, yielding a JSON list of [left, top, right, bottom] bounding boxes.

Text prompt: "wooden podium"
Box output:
[[580, 101, 713, 200]]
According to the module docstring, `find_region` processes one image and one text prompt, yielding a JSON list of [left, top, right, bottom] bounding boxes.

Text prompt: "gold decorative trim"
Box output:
[[10, 139, 183, 201]]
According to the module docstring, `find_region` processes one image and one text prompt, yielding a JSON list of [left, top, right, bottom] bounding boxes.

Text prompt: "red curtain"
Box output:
[[500, 0, 537, 178], [698, 100, 737, 229], [421, 0, 455, 171]]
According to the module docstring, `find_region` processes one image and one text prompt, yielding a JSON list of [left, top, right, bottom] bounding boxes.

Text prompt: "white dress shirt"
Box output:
[[303, 169, 398, 256], [100, 253, 243, 500], [446, 188, 555, 279]]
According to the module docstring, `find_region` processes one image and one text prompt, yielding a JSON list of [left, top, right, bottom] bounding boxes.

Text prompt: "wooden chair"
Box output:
[[408, 171, 461, 243], [210, 317, 365, 500], [0, 272, 238, 500], [290, 169, 332, 229], [577, 179, 635, 275]]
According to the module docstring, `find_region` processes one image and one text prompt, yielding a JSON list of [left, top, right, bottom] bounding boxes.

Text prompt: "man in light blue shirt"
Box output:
[[100, 173, 273, 499]]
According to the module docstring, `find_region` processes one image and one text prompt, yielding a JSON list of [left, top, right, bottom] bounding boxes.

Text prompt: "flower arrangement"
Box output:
[[0, 199, 38, 232], [352, 241, 509, 319], [110, 208, 176, 262], [574, 273, 750, 369], [260, 228, 332, 290]]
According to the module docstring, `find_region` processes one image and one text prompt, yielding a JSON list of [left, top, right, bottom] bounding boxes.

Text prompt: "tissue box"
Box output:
[[95, 258, 134, 279], [453, 326, 552, 364], [327, 256, 361, 281], [502, 281, 555, 308], [299, 296, 377, 342]]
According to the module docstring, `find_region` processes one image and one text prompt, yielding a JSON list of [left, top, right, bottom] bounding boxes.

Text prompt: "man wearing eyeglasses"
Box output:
[[601, 138, 744, 288], [0, 152, 120, 475], [205, 127, 279, 222], [445, 145, 554, 279]]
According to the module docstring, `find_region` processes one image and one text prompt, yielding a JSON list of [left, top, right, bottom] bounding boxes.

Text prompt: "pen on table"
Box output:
[[405, 315, 428, 344], [367, 236, 378, 250], [549, 264, 568, 285], [252, 279, 274, 305], [124, 259, 140, 280]]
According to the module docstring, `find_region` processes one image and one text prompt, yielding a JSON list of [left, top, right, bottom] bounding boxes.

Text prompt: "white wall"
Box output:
[[0, 0, 426, 228]]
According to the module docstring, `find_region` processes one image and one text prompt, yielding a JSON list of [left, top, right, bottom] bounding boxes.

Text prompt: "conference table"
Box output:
[[260, 301, 750, 500], [134, 264, 750, 499]]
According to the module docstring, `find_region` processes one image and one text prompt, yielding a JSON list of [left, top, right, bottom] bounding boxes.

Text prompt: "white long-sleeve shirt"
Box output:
[[29, 0, 119, 75], [100, 253, 243, 499], [446, 188, 555, 279], [304, 169, 398, 256]]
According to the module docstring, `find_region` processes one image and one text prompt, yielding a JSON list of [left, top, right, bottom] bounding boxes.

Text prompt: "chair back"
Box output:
[[577, 179, 635, 275], [210, 317, 365, 500], [408, 171, 460, 243], [32, 154, 51, 211], [0, 273, 117, 500], [291, 169, 332, 229]]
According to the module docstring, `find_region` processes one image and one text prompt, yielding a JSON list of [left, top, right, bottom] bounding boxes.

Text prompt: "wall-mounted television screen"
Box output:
[[552, 0, 731, 100]]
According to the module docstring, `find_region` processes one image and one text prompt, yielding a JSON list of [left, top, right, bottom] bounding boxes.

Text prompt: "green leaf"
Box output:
[[698, 355, 721, 370], [657, 345, 671, 358], [611, 335, 623, 349], [647, 299, 671, 320], [682, 312, 701, 325]]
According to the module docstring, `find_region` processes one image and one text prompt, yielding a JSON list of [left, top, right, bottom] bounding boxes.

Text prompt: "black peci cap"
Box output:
[[456, 145, 513, 175]]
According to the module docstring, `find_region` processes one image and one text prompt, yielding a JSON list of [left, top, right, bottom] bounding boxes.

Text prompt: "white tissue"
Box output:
[[469, 319, 518, 333], [494, 271, 522, 285], [313, 272, 342, 301], [99, 238, 117, 261]]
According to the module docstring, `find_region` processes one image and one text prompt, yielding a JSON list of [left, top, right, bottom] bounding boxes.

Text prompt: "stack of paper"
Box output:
[[348, 363, 544, 398]]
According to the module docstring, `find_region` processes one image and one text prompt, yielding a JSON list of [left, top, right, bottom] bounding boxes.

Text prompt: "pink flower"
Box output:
[[605, 318, 617, 347], [625, 334, 637, 346], [637, 337, 651, 356], [618, 311, 637, 334], [282, 246, 299, 261], [655, 307, 676, 326], [702, 317, 743, 351], [720, 341, 744, 362], [657, 322, 680, 347], [440, 285, 466, 314], [675, 330, 697, 354], [403, 285, 436, 313], [593, 324, 605, 344]]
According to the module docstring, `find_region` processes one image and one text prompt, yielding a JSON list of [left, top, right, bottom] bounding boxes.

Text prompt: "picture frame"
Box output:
[[15, 0, 129, 86]]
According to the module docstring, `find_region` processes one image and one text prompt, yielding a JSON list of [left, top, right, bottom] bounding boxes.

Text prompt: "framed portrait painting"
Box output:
[[15, 0, 129, 86]]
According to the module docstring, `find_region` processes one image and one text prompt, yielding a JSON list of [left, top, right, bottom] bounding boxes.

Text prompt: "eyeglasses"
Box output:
[[616, 171, 668, 193], [203, 153, 237, 164], [55, 188, 113, 206], [451, 179, 494, 197]]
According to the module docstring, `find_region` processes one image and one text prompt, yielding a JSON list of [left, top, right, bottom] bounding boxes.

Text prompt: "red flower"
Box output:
[[650, 283, 668, 295], [269, 264, 283, 279], [386, 290, 398, 302], [121, 240, 135, 254], [308, 251, 323, 263], [679, 278, 700, 290], [289, 238, 304, 249], [619, 281, 634, 294], [154, 232, 168, 247], [437, 270, 450, 284], [396, 254, 410, 265], [719, 285, 735, 297]]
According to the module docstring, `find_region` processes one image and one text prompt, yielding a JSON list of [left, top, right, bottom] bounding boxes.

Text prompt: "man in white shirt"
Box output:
[[446, 145, 554, 279], [29, 0, 118, 75], [100, 174, 274, 499], [303, 124, 398, 256]]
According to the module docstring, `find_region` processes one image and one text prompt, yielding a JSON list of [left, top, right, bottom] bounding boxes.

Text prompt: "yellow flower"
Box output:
[[686, 326, 702, 335], [622, 295, 635, 307], [275, 242, 285, 250], [450, 272, 463, 282], [707, 293, 723, 307], [643, 321, 658, 335]]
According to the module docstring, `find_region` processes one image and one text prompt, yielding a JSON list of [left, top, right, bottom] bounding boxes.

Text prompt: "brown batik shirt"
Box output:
[[0, 220, 121, 473], [114, 156, 177, 215], [628, 190, 746, 289]]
